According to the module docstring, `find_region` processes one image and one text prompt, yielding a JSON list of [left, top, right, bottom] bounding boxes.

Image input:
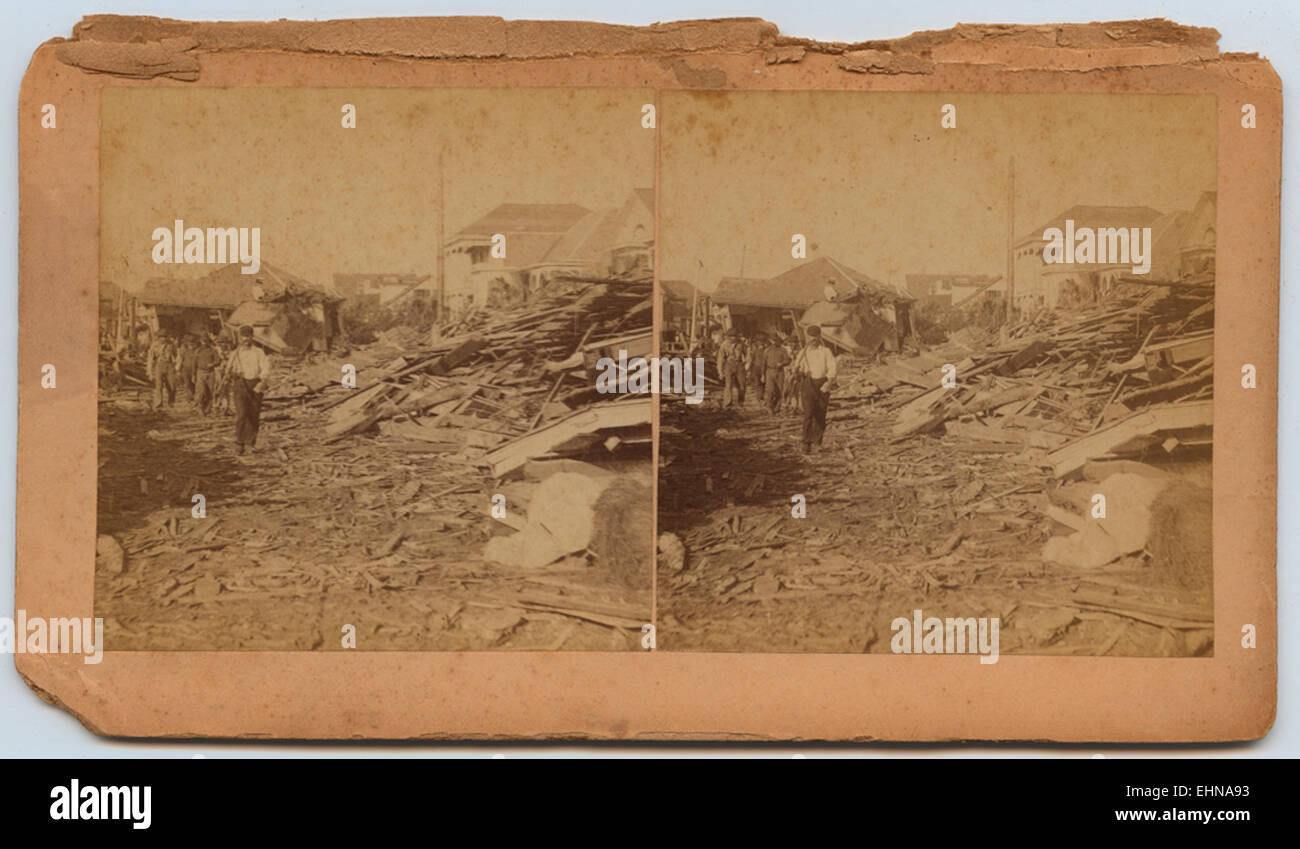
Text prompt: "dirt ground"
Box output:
[[95, 388, 650, 652], [656, 366, 1214, 657]]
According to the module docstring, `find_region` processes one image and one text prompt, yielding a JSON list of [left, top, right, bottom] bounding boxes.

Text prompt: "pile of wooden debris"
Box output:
[[849, 278, 1214, 478], [266, 271, 654, 581], [655, 275, 1217, 654], [268, 271, 653, 476]]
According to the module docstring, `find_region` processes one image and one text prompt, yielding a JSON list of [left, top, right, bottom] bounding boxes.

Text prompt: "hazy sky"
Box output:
[[101, 89, 1216, 295], [101, 87, 655, 290], [659, 91, 1217, 290]]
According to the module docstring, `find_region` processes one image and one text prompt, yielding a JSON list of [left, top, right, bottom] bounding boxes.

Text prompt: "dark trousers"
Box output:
[[232, 376, 263, 448], [764, 368, 784, 412], [724, 370, 746, 407], [799, 375, 830, 448], [194, 369, 216, 415], [152, 369, 175, 409]]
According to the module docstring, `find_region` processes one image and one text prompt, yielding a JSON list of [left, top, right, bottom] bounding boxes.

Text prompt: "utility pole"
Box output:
[[436, 148, 446, 321], [1005, 155, 1016, 329]]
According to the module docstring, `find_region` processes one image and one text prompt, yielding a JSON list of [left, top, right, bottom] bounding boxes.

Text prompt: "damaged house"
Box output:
[[712, 256, 917, 355], [136, 262, 344, 354], [223, 263, 345, 354], [442, 188, 653, 311]]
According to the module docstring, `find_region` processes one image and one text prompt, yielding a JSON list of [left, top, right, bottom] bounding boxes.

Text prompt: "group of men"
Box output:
[[145, 325, 272, 455], [715, 325, 837, 453], [146, 331, 227, 415]]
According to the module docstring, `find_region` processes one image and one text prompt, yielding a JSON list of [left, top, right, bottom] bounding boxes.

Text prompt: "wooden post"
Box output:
[[436, 148, 446, 321], [687, 283, 699, 353], [1005, 155, 1016, 329]]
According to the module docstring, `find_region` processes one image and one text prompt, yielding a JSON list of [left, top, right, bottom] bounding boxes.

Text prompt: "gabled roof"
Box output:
[[497, 233, 574, 269], [1181, 191, 1216, 250], [453, 203, 592, 240], [714, 256, 911, 309], [660, 279, 697, 302], [448, 192, 652, 271], [537, 208, 620, 265], [1017, 204, 1164, 247]]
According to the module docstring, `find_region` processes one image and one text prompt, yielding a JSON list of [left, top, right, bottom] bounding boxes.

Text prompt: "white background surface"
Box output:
[[1, 0, 1293, 757]]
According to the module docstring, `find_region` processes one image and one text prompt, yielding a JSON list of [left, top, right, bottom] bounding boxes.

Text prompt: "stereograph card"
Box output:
[[14, 15, 1278, 741]]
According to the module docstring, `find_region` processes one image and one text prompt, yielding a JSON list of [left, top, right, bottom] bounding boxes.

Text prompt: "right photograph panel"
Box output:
[[656, 92, 1217, 656]]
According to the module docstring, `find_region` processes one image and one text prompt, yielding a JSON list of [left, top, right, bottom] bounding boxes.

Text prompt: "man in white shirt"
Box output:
[[792, 324, 837, 453], [225, 325, 272, 454]]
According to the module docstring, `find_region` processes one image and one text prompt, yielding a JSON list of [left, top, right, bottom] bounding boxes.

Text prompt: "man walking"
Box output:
[[762, 333, 791, 413], [178, 335, 198, 403], [718, 330, 747, 408], [147, 331, 177, 411], [747, 333, 767, 406], [225, 325, 272, 454], [193, 334, 222, 416], [791, 325, 836, 453]]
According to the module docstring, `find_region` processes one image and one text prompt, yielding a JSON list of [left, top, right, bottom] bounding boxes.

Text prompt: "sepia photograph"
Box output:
[[657, 91, 1217, 656], [12, 7, 1279, 746], [95, 87, 655, 651]]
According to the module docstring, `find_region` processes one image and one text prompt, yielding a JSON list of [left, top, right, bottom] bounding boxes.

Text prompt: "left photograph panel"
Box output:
[[96, 88, 655, 651]]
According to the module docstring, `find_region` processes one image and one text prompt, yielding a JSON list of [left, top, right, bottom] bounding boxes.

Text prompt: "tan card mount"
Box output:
[[15, 16, 1277, 741]]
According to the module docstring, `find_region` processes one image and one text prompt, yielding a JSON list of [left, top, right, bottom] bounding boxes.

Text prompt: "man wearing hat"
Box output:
[[717, 329, 748, 408], [192, 334, 223, 416], [224, 325, 272, 455], [791, 325, 837, 453], [146, 330, 178, 411], [761, 332, 792, 414]]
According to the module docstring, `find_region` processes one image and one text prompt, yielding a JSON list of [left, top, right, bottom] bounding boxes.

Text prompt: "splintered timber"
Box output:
[[151, 219, 261, 274]]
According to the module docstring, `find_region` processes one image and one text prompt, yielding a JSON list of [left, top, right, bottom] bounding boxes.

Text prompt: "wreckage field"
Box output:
[[96, 276, 654, 652], [657, 284, 1215, 657]]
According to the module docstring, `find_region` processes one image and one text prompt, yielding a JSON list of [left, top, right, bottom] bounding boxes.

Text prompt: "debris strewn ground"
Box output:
[[658, 277, 1214, 656], [96, 274, 653, 651]]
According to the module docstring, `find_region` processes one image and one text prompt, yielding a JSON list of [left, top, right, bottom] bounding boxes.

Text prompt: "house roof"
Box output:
[[660, 279, 697, 302], [1017, 204, 1165, 247], [714, 256, 912, 309], [537, 208, 621, 265], [1180, 191, 1216, 250], [447, 191, 653, 272], [453, 203, 592, 240], [140, 262, 341, 309]]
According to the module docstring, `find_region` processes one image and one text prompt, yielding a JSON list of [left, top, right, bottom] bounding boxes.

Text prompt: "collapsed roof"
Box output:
[[713, 256, 913, 310], [140, 262, 343, 309]]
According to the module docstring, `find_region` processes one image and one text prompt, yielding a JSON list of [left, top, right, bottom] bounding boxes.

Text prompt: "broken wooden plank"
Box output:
[[1045, 400, 1214, 478], [481, 399, 652, 477]]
